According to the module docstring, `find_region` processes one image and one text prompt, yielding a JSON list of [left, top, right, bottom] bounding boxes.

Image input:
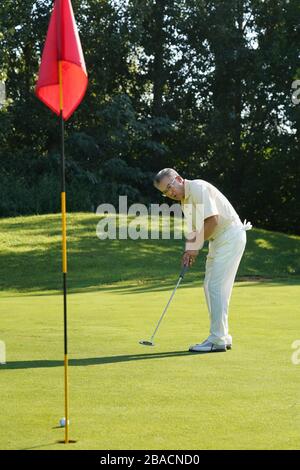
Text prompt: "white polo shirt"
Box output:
[[181, 179, 241, 242]]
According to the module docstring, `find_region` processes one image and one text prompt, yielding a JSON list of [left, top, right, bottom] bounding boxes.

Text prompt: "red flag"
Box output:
[[35, 0, 87, 120]]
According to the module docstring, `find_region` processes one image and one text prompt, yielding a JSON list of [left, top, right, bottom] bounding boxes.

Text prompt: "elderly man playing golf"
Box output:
[[153, 168, 252, 353]]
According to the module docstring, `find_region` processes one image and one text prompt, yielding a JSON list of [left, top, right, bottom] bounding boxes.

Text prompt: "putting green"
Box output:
[[0, 280, 299, 450], [0, 214, 299, 449]]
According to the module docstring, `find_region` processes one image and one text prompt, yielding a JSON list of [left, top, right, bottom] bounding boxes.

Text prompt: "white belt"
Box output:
[[209, 219, 252, 241]]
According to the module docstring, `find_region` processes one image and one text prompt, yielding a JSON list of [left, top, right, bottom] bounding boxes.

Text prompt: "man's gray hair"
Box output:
[[153, 168, 179, 187]]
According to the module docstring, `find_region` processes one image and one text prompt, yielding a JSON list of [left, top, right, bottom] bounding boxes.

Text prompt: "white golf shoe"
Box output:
[[189, 339, 227, 353], [226, 335, 232, 350]]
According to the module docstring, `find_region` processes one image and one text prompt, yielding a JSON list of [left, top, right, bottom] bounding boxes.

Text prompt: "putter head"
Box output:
[[139, 340, 154, 346]]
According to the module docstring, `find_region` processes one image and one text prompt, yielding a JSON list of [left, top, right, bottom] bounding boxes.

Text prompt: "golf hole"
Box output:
[[57, 439, 77, 444]]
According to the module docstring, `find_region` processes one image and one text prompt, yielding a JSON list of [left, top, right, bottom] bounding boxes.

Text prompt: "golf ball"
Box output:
[[59, 417, 70, 427]]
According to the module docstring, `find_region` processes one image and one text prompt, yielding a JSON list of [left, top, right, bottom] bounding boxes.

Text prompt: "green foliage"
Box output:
[[0, 0, 299, 232]]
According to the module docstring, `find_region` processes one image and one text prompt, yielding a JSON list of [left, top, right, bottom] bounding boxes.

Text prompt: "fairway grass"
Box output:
[[0, 281, 299, 450], [0, 213, 299, 449]]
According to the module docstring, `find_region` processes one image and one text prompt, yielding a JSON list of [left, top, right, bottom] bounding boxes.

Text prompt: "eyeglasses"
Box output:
[[161, 177, 176, 197]]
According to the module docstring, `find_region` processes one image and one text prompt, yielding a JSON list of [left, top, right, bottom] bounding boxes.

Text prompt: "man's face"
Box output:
[[156, 175, 185, 201]]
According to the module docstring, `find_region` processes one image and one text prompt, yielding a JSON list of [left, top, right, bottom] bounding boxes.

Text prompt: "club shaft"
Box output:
[[150, 275, 183, 342]]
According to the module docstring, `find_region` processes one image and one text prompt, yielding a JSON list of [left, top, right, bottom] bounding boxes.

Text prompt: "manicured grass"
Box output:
[[0, 213, 299, 449], [0, 213, 299, 294]]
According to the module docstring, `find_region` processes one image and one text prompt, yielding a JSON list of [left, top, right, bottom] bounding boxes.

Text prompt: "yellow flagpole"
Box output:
[[59, 59, 69, 444]]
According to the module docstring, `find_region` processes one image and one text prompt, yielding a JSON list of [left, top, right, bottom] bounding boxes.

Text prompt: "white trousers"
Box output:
[[204, 221, 251, 345]]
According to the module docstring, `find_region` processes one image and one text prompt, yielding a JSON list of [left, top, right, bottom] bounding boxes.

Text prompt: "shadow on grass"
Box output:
[[0, 214, 299, 294], [20, 442, 62, 450], [1, 274, 299, 300], [1, 351, 195, 370]]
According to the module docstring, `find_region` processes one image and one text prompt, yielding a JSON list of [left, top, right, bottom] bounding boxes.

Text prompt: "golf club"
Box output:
[[139, 265, 189, 346]]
